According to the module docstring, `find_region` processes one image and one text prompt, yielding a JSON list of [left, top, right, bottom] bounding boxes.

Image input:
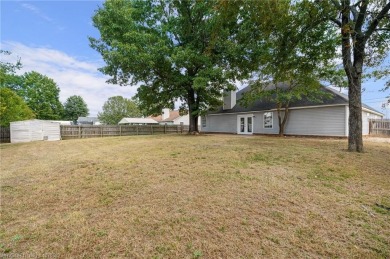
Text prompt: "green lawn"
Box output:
[[1, 135, 389, 258]]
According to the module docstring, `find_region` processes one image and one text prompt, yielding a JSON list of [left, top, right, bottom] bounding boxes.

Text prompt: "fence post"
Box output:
[[151, 125, 153, 135], [136, 125, 139, 135], [119, 125, 122, 136], [164, 124, 166, 134], [78, 125, 81, 139], [101, 126, 103, 137]]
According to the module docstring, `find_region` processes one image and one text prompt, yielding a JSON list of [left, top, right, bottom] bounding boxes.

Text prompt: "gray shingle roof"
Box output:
[[209, 85, 382, 115]]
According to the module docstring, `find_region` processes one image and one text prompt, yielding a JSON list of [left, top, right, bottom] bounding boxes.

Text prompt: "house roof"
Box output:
[[209, 84, 383, 116], [77, 117, 100, 123], [150, 110, 181, 122], [118, 118, 158, 124]]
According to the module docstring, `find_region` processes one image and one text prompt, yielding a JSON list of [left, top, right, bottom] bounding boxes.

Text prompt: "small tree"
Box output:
[[98, 96, 142, 125], [230, 0, 337, 136], [0, 88, 35, 126], [241, 80, 327, 136], [63, 95, 89, 123]]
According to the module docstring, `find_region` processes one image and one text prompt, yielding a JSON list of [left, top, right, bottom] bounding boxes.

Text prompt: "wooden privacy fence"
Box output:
[[0, 126, 10, 143], [369, 119, 390, 136], [60, 124, 189, 140]]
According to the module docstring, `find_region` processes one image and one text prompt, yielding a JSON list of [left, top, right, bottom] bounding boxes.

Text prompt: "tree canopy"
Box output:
[[0, 50, 22, 88], [98, 96, 142, 125], [63, 95, 89, 123], [10, 71, 64, 120], [90, 0, 248, 132], [0, 88, 35, 126], [227, 0, 337, 136]]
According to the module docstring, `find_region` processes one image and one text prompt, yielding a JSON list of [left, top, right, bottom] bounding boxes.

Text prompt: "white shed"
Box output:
[[10, 120, 61, 143]]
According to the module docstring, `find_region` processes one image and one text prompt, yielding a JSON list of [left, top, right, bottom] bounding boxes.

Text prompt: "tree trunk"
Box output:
[[187, 88, 199, 133], [348, 69, 363, 152], [341, 2, 364, 152], [277, 104, 289, 137]]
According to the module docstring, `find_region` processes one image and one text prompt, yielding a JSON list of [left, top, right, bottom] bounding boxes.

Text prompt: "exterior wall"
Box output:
[[173, 114, 189, 125], [284, 106, 346, 136], [362, 111, 383, 135], [173, 115, 201, 126], [203, 105, 348, 136], [202, 114, 238, 133], [10, 120, 60, 143], [253, 111, 280, 134]]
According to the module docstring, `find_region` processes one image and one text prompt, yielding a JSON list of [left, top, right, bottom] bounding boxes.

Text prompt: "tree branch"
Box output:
[[351, 5, 358, 22], [330, 17, 342, 27], [354, 0, 368, 33], [364, 2, 390, 40], [375, 28, 390, 31]]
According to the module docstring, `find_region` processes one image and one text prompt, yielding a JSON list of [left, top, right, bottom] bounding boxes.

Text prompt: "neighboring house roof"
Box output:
[[210, 84, 383, 116], [77, 117, 100, 123], [118, 118, 159, 124], [150, 110, 181, 122]]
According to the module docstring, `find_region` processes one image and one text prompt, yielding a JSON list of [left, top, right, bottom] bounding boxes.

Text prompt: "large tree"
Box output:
[[325, 0, 390, 152], [11, 71, 64, 120], [98, 96, 142, 125], [90, 0, 248, 133], [0, 88, 35, 126], [63, 95, 89, 123]]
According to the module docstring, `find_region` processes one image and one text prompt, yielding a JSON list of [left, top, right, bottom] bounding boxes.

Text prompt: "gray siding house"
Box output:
[[201, 86, 383, 137]]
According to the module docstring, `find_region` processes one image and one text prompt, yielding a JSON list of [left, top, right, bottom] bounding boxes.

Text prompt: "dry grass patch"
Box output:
[[1, 134, 389, 258]]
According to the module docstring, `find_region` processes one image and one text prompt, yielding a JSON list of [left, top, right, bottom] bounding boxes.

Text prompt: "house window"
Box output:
[[240, 117, 245, 132], [247, 117, 252, 133], [264, 112, 273, 128], [201, 116, 206, 127]]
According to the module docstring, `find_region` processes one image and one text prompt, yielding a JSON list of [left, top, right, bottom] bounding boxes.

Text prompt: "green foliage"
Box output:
[[12, 71, 64, 120], [63, 95, 89, 122], [0, 88, 35, 126], [227, 0, 337, 135], [0, 50, 22, 88], [0, 50, 23, 92], [98, 96, 142, 125], [90, 0, 247, 132]]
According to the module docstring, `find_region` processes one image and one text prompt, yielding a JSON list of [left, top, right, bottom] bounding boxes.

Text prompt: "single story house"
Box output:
[[118, 118, 159, 125], [77, 117, 101, 125], [10, 119, 61, 143], [150, 108, 190, 125], [201, 85, 383, 137]]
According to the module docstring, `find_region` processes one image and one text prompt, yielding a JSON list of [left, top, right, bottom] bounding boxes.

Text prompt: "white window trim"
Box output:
[[264, 112, 273, 129]]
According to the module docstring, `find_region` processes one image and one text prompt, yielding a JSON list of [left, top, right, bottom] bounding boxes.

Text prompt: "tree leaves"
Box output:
[[98, 96, 142, 125], [64, 95, 89, 123], [0, 88, 35, 126]]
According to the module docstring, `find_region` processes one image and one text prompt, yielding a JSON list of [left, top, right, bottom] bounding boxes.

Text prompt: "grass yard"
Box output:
[[1, 134, 389, 258]]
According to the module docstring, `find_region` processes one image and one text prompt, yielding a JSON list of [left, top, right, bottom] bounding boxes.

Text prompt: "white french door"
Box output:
[[237, 115, 253, 134]]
